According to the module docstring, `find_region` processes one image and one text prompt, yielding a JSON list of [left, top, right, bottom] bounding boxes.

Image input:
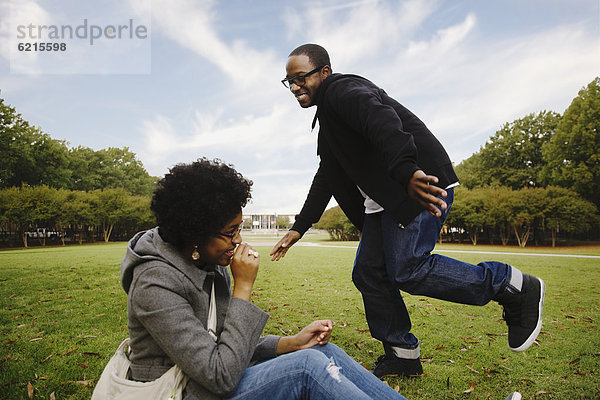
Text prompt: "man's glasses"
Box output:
[[281, 65, 325, 89], [216, 220, 244, 239]]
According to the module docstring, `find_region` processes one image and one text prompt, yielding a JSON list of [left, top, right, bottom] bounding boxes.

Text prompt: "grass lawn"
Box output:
[[1, 239, 599, 399]]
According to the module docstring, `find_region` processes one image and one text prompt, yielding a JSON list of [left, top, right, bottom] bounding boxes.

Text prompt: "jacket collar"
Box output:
[[311, 73, 343, 130]]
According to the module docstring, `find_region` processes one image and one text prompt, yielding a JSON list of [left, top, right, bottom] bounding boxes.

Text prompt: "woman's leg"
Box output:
[[310, 343, 407, 400], [226, 345, 406, 400]]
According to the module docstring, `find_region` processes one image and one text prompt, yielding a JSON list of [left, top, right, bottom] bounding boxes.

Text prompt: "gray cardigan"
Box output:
[[120, 229, 280, 399]]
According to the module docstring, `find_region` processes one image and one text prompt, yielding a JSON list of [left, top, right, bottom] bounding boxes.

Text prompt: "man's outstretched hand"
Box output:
[[270, 230, 301, 261], [407, 170, 447, 217]]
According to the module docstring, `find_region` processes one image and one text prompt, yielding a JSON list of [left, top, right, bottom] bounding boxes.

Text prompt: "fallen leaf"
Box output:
[[564, 314, 576, 319], [466, 365, 480, 374], [50, 392, 56, 400], [61, 348, 77, 356], [75, 380, 94, 386], [535, 390, 551, 396], [83, 352, 101, 357], [41, 353, 54, 363], [569, 358, 580, 365], [27, 382, 33, 398], [463, 382, 476, 393], [29, 338, 43, 342]]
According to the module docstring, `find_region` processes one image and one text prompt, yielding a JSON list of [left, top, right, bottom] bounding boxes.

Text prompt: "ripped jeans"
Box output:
[[226, 343, 406, 400]]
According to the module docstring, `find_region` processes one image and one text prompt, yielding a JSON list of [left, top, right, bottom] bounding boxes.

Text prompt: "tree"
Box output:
[[315, 206, 360, 241], [275, 215, 291, 230], [541, 77, 600, 209], [0, 98, 71, 189], [543, 186, 599, 247], [453, 153, 485, 189], [483, 187, 514, 245], [509, 188, 545, 247], [457, 188, 488, 245], [90, 188, 129, 242], [69, 146, 156, 196], [116, 195, 155, 239], [55, 189, 94, 245], [28, 185, 61, 246], [0, 186, 58, 247], [455, 111, 560, 189]]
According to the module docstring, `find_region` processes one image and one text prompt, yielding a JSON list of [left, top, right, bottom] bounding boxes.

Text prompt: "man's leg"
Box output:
[[352, 212, 422, 377], [381, 188, 544, 353]]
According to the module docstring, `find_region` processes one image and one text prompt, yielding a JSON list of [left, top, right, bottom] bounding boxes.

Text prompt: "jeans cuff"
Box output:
[[507, 266, 523, 292], [390, 345, 420, 359]]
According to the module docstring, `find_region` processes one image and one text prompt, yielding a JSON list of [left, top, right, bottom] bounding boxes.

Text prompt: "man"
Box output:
[[270, 44, 545, 378]]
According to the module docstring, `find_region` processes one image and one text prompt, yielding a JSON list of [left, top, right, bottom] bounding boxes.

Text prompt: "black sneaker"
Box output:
[[372, 354, 423, 378], [496, 274, 545, 352]]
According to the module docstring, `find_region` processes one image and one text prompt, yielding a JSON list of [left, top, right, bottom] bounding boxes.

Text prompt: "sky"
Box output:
[[0, 0, 598, 215]]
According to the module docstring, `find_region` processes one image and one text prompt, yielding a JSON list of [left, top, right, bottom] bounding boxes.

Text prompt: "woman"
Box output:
[[120, 158, 407, 400]]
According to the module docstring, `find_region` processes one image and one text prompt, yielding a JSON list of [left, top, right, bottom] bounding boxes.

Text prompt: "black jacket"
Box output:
[[291, 73, 458, 235]]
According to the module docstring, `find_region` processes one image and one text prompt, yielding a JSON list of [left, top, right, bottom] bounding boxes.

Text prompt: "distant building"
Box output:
[[243, 213, 295, 233]]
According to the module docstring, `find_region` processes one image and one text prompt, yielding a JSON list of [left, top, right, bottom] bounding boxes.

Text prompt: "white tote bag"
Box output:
[[91, 338, 188, 400]]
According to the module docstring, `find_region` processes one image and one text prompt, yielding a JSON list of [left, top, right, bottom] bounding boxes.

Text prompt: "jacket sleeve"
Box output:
[[251, 335, 280, 362], [291, 161, 333, 235], [325, 80, 420, 186], [129, 265, 268, 397]]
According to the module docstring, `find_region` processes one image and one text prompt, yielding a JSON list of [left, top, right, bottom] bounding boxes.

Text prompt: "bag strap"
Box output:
[[207, 279, 217, 341]]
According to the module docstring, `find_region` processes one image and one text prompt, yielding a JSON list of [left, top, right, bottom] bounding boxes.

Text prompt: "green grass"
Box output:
[[1, 240, 599, 399]]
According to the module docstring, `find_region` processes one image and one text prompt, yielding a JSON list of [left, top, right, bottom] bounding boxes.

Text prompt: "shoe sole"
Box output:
[[505, 392, 522, 400], [510, 277, 545, 352]]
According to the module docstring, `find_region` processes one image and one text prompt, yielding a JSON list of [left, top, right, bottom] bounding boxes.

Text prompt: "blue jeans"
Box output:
[[352, 189, 511, 349], [227, 343, 406, 400]]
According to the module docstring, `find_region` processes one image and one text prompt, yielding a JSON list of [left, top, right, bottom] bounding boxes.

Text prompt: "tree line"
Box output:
[[0, 186, 155, 247], [0, 97, 156, 196], [0, 96, 157, 247], [316, 77, 600, 246], [1, 77, 598, 247]]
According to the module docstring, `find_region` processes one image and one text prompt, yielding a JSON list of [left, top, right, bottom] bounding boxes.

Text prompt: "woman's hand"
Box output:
[[277, 320, 333, 354], [230, 243, 260, 302]]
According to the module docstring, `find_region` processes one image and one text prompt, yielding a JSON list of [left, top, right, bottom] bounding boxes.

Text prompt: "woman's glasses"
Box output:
[[216, 220, 244, 239]]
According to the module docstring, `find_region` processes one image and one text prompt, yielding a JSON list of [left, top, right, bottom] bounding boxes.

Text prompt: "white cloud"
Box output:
[[139, 0, 599, 213], [397, 21, 600, 163], [149, 0, 280, 87], [1, 0, 53, 72], [136, 103, 320, 214], [283, 0, 438, 69], [407, 12, 476, 55]]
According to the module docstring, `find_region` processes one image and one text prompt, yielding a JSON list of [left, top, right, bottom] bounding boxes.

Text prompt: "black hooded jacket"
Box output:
[[291, 73, 458, 234]]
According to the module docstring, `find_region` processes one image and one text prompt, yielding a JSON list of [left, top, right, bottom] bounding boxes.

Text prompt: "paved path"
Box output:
[[250, 240, 600, 259]]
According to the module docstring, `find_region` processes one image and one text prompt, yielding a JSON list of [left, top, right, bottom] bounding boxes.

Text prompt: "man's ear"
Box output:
[[321, 65, 332, 77]]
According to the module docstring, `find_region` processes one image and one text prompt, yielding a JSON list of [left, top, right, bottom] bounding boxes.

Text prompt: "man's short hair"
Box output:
[[289, 44, 331, 70]]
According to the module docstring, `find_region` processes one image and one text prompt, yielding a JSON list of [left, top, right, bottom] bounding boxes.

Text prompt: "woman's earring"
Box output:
[[191, 246, 200, 261]]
